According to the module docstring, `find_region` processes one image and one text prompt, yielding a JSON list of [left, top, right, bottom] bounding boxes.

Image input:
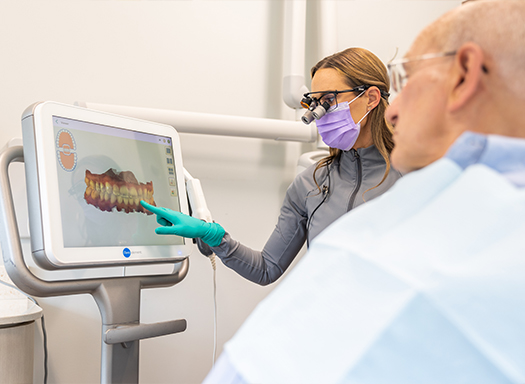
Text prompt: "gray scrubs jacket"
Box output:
[[208, 145, 402, 285]]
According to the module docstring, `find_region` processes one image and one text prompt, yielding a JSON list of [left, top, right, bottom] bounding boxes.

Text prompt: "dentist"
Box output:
[[142, 47, 402, 285]]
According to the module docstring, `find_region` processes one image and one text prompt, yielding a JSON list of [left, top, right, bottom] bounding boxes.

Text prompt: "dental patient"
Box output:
[[202, 1, 525, 383]]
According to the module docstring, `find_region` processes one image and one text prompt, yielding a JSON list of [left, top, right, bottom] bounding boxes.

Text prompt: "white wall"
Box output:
[[0, 1, 460, 383]]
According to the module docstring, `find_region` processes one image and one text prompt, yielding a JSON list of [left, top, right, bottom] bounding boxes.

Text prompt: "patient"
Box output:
[[204, 1, 525, 383]]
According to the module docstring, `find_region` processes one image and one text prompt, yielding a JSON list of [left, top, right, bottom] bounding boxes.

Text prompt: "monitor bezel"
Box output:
[[22, 101, 192, 269]]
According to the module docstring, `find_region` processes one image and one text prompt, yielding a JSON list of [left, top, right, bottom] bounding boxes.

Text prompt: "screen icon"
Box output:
[[56, 129, 77, 171]]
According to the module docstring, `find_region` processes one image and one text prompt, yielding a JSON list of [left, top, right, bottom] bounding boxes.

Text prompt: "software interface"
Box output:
[[53, 116, 184, 247]]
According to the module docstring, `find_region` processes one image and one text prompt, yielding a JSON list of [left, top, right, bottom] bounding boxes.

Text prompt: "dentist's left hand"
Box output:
[[140, 200, 225, 247]]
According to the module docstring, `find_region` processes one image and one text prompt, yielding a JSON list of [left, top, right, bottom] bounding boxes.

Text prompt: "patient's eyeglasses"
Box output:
[[387, 51, 457, 93]]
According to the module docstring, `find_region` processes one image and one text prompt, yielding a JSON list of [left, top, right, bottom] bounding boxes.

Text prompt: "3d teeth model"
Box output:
[[84, 169, 155, 214]]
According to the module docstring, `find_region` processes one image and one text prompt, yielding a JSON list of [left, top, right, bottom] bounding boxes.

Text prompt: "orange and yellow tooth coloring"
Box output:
[[84, 169, 156, 214]]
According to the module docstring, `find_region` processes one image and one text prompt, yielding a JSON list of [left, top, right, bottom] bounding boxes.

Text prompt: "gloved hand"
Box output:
[[140, 201, 225, 247]]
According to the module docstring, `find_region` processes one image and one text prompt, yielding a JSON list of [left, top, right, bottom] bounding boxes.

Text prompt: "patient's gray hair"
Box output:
[[417, 0, 525, 98]]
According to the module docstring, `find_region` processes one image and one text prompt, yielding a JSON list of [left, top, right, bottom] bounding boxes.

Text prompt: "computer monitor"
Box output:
[[22, 101, 192, 269]]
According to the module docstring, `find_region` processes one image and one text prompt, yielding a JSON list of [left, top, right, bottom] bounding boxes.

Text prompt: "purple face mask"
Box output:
[[315, 93, 371, 151]]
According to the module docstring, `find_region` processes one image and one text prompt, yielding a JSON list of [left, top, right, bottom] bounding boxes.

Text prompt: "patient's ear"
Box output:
[[448, 42, 485, 112]]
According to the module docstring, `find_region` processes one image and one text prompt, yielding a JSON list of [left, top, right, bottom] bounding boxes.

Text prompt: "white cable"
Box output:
[[184, 168, 218, 366], [209, 253, 218, 367]]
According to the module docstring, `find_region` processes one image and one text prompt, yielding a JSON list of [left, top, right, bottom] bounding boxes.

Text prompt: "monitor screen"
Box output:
[[53, 116, 184, 248], [22, 101, 192, 269]]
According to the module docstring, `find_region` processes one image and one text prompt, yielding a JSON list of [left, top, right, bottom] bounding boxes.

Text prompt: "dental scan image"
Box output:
[[83, 168, 156, 215], [53, 116, 183, 248]]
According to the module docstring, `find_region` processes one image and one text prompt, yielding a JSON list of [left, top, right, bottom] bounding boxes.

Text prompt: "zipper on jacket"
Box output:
[[306, 171, 331, 247], [347, 149, 362, 211], [306, 184, 330, 245]]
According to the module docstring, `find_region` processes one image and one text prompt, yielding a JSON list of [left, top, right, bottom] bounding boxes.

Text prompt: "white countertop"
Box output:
[[0, 266, 43, 326], [0, 298, 42, 326]]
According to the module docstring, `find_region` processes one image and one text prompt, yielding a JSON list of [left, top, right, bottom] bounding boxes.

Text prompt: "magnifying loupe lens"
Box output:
[[301, 110, 315, 124], [312, 104, 328, 120]]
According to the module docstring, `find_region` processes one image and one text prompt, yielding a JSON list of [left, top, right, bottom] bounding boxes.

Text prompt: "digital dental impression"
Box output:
[[84, 168, 156, 214]]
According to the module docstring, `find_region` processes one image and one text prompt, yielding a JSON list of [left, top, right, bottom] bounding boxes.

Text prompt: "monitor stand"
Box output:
[[0, 144, 189, 384]]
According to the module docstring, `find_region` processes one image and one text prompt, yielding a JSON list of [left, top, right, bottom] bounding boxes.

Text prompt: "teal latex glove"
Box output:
[[140, 200, 225, 247]]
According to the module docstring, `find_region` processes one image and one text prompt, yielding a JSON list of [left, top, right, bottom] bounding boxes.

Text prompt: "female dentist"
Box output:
[[141, 47, 402, 285]]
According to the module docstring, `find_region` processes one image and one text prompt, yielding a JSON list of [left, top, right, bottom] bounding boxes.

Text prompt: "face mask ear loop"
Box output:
[[357, 107, 373, 125], [331, 90, 367, 113], [352, 89, 375, 125], [348, 90, 366, 106]]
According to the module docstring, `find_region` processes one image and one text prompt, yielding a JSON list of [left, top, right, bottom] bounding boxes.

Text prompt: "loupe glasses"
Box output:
[[300, 85, 371, 124]]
